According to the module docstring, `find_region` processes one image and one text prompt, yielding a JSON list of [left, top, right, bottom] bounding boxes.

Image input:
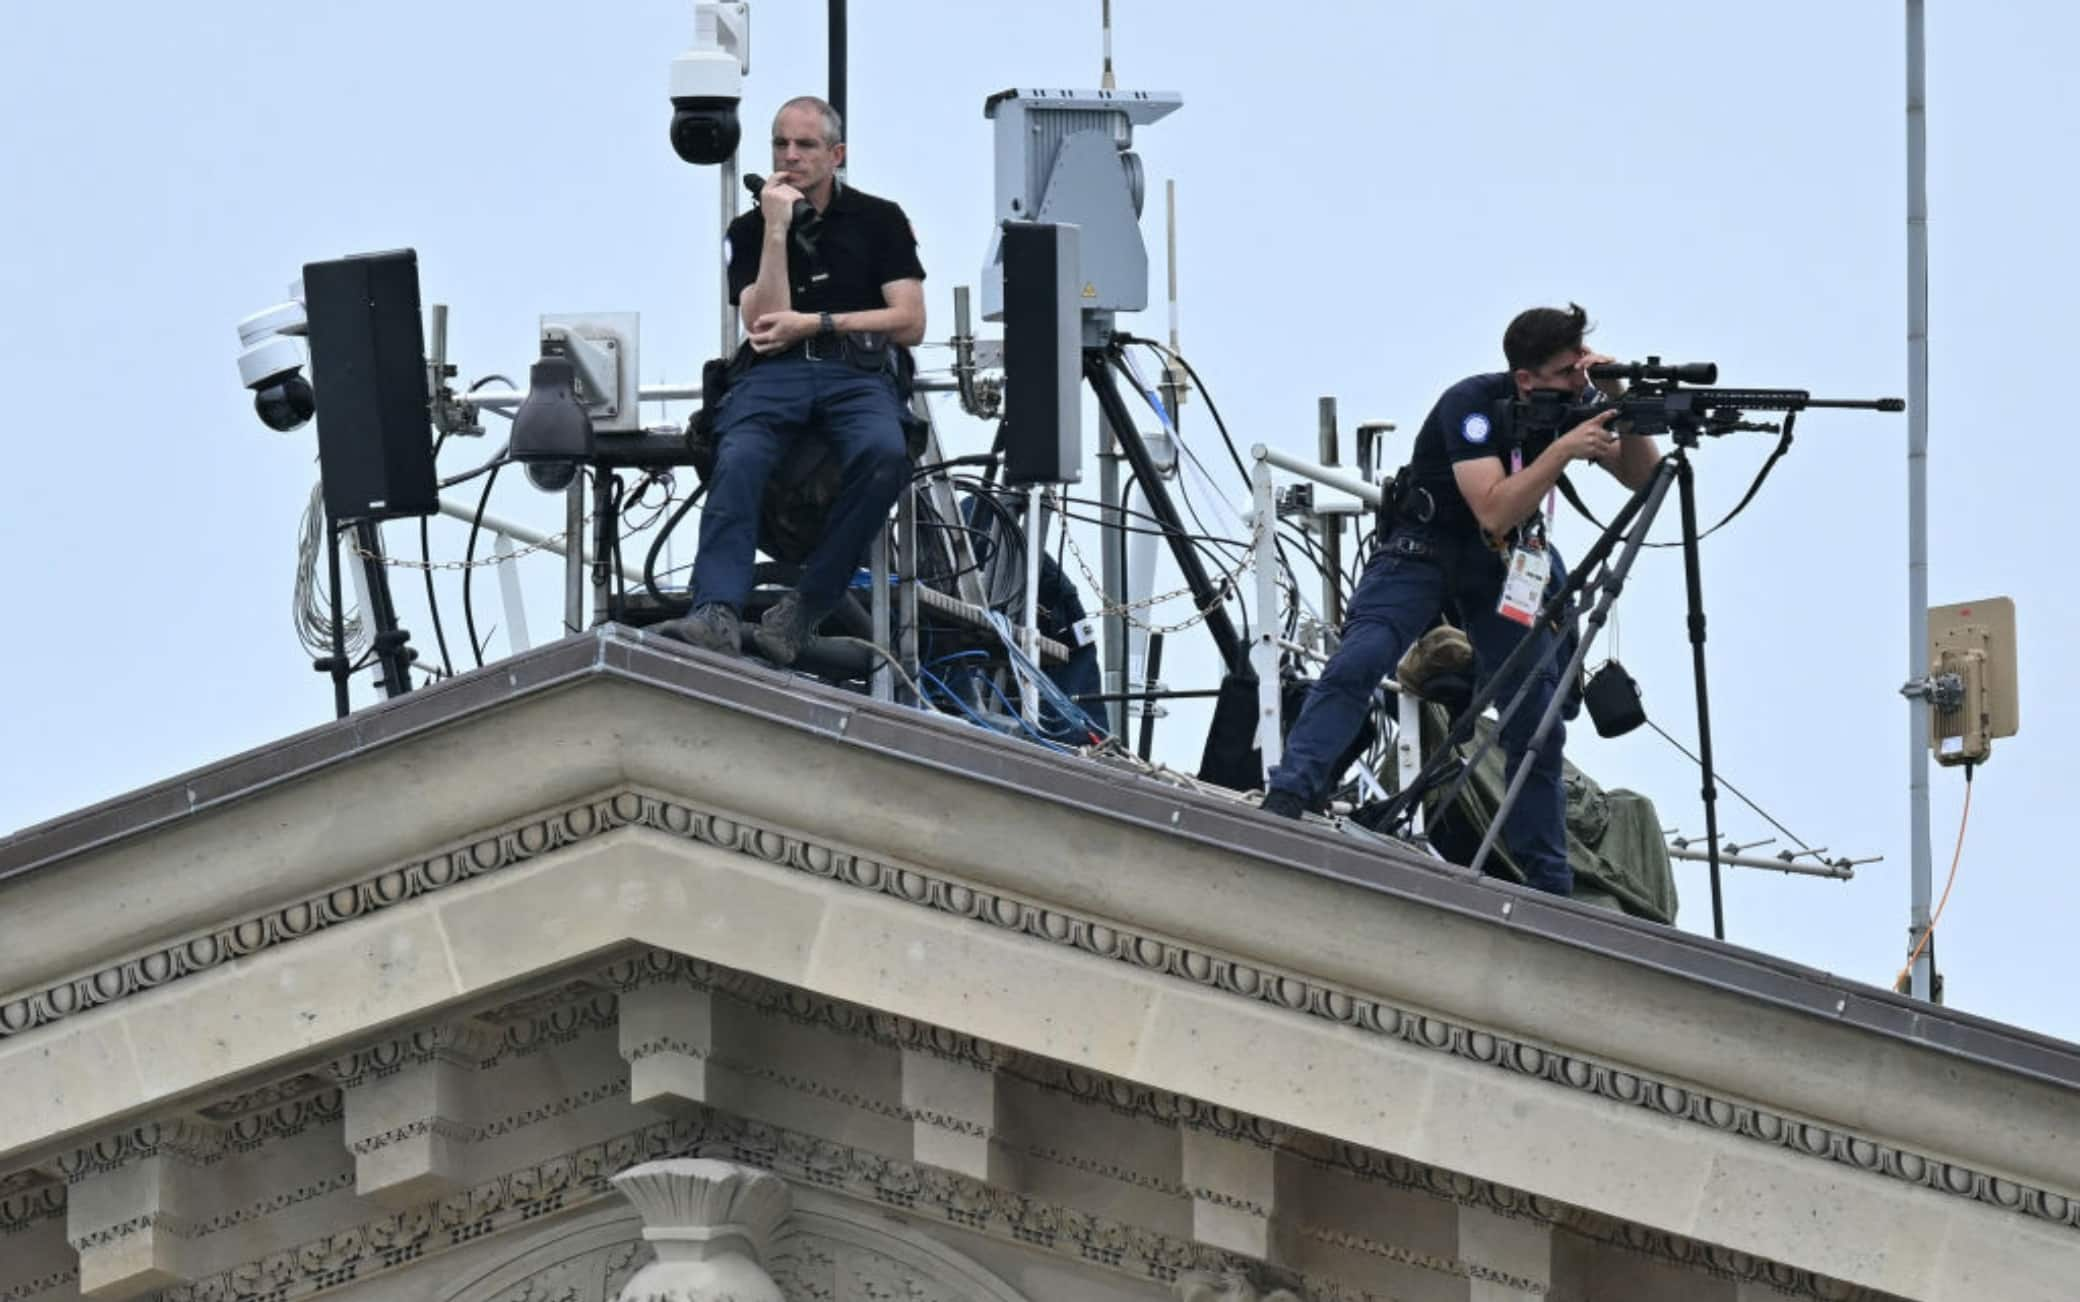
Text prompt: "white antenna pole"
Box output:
[[1101, 0, 1116, 89], [1905, 0, 1935, 1001]]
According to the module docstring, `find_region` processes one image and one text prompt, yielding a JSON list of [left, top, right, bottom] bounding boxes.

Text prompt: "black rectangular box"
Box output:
[[303, 249, 436, 521], [1000, 222, 1083, 487]]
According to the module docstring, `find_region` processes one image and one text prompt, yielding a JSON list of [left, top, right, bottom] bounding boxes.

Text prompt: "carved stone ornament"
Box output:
[[610, 1159, 791, 1302], [1173, 1271, 1300, 1302]]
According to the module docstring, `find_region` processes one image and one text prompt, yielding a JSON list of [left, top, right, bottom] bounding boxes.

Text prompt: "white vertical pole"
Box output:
[[1397, 691, 1425, 837], [1906, 0, 1934, 1001], [493, 532, 532, 655], [1250, 453, 1282, 780], [1022, 487, 1045, 724]]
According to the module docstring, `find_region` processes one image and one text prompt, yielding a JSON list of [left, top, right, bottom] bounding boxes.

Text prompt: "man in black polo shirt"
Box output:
[[1260, 305, 1659, 898], [660, 94, 926, 665]]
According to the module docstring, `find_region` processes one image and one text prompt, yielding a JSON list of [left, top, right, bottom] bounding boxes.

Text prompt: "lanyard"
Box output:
[[1508, 447, 1556, 544]]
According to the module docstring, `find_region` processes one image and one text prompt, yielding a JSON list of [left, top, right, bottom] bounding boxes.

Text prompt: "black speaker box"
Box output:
[[303, 249, 437, 522], [1000, 222, 1082, 486]]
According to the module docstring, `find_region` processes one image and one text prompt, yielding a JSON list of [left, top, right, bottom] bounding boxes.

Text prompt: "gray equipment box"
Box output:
[[979, 88, 1181, 324]]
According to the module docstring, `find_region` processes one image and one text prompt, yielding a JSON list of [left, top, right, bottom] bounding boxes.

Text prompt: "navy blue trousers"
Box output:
[[1268, 523, 1575, 895], [691, 353, 910, 616]]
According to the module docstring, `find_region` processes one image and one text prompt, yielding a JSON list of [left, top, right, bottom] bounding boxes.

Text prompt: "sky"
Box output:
[[1, 2, 2072, 1041]]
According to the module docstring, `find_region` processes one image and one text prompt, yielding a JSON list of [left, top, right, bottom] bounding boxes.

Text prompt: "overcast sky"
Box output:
[[2, 1, 2071, 1041]]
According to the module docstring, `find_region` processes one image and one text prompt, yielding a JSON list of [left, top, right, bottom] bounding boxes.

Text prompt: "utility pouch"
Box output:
[[845, 330, 891, 373], [687, 345, 755, 453], [1375, 468, 1406, 539]]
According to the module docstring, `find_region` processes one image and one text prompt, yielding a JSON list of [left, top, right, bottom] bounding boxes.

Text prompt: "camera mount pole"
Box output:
[[319, 516, 353, 720]]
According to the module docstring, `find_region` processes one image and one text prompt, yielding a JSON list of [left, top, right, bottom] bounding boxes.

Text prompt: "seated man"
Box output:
[[1259, 304, 1659, 898], [660, 95, 926, 665]]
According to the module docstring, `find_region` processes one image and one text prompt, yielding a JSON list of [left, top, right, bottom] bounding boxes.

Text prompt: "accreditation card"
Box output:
[[1497, 543, 1550, 628]]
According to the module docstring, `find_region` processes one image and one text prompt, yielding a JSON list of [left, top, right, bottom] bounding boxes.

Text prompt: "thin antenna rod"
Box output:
[[1905, 0, 1935, 1000], [1166, 178, 1180, 351], [830, 0, 848, 176], [1101, 0, 1116, 89]]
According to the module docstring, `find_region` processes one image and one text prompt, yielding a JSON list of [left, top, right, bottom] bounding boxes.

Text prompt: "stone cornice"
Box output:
[[57, 1119, 226, 1182], [146, 1099, 1892, 1302], [327, 1022, 499, 1087], [2, 787, 2072, 1249], [1, 963, 1892, 1301], [0, 1269, 77, 1302], [68, 1209, 198, 1251], [159, 1106, 1271, 1302], [0, 1181, 62, 1236]]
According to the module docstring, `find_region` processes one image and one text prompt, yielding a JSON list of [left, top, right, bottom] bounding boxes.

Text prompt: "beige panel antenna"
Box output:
[[1927, 597, 2019, 766]]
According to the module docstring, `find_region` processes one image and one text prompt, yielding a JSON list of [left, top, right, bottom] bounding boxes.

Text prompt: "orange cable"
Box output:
[[1894, 770, 1973, 993]]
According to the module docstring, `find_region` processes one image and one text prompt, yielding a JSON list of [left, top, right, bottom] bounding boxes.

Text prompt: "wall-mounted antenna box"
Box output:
[[1928, 596, 2019, 767]]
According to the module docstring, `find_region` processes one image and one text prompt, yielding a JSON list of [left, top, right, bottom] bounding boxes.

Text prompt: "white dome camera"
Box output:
[[237, 295, 316, 432], [669, 2, 749, 166]]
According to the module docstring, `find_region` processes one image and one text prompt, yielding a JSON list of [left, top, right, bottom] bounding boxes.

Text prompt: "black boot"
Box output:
[[751, 591, 820, 667], [1259, 788, 1307, 820], [657, 603, 742, 657]]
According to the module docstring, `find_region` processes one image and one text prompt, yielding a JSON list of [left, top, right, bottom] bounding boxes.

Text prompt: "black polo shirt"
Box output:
[[1404, 372, 1559, 529], [724, 183, 925, 315]]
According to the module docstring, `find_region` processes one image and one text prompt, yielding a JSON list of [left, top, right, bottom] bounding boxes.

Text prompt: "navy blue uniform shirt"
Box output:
[[725, 184, 925, 315], [1404, 372, 1560, 530]]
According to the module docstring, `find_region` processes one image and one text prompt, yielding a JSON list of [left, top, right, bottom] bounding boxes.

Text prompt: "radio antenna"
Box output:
[[1101, 0, 1116, 89]]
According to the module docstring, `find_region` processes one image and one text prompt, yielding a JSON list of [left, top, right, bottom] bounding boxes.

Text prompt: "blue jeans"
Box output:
[[1268, 524, 1575, 895], [691, 353, 910, 615]]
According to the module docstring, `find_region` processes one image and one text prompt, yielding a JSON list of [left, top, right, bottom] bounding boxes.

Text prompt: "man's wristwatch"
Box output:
[[818, 311, 836, 337]]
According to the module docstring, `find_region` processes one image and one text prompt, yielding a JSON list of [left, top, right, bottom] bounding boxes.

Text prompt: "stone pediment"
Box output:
[[1, 627, 2076, 1300]]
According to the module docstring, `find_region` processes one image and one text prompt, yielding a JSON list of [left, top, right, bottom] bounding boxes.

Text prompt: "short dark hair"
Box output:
[[1503, 303, 1591, 373], [775, 95, 844, 146]]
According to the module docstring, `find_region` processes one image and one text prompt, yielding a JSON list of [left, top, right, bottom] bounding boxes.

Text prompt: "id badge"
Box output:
[[1497, 544, 1551, 627]]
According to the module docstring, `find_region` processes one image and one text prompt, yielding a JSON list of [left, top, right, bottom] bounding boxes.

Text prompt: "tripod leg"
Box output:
[[1468, 459, 1676, 879], [1379, 453, 1677, 835], [1676, 453, 1728, 941]]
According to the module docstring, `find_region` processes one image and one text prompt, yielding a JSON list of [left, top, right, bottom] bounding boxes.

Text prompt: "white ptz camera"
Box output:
[[236, 292, 316, 432], [669, 2, 750, 166]]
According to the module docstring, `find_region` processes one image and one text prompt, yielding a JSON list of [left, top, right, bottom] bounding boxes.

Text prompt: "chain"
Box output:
[[1047, 490, 1255, 635], [345, 515, 595, 572]]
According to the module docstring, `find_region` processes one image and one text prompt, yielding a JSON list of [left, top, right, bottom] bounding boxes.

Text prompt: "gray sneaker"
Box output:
[[657, 603, 741, 657], [750, 591, 819, 667]]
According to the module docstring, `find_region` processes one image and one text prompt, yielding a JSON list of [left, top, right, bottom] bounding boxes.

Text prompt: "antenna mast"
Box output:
[[1101, 0, 1116, 89], [1905, 0, 1935, 1000]]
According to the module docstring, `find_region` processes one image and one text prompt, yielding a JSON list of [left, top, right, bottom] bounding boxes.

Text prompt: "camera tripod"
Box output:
[[1370, 430, 1748, 940]]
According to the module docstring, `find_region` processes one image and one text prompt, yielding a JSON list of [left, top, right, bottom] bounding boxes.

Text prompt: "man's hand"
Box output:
[[1585, 350, 1625, 401], [760, 174, 806, 229], [1555, 408, 1622, 466], [748, 310, 819, 355]]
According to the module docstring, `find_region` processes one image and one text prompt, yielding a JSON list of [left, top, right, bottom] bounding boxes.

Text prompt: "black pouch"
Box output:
[[686, 346, 754, 470], [1375, 468, 1404, 540], [1584, 659, 1646, 738], [845, 329, 891, 373]]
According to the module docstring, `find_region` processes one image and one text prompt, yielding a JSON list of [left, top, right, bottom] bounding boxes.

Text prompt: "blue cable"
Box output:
[[918, 668, 1070, 753]]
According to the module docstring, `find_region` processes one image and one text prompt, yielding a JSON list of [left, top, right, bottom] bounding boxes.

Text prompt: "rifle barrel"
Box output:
[[1688, 388, 1903, 413]]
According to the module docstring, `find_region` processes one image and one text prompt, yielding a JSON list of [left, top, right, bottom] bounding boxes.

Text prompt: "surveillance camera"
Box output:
[[237, 297, 315, 432], [255, 373, 317, 432], [524, 460, 580, 493], [667, 5, 748, 166], [669, 96, 742, 166]]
